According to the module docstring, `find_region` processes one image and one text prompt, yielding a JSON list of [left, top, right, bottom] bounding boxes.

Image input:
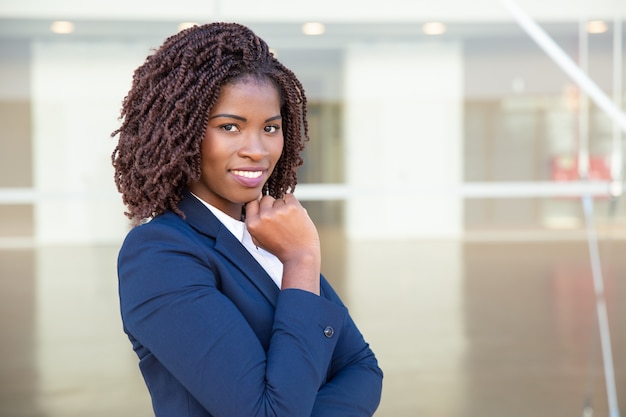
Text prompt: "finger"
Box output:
[[244, 198, 260, 219], [282, 193, 295, 204], [282, 193, 300, 208], [258, 195, 276, 211]]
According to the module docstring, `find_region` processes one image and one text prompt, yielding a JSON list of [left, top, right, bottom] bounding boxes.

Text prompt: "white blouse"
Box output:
[[190, 193, 283, 288]]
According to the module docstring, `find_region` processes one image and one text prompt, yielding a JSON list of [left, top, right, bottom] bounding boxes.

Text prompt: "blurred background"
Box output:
[[0, 0, 625, 416]]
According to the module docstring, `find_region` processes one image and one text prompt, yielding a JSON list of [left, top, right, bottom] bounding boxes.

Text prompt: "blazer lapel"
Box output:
[[178, 190, 279, 307]]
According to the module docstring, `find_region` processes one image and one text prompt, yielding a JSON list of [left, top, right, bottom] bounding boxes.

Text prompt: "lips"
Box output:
[[230, 169, 266, 188]]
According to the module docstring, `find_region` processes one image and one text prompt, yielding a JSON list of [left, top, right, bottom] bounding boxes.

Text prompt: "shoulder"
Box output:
[[119, 211, 211, 263], [123, 211, 191, 244]]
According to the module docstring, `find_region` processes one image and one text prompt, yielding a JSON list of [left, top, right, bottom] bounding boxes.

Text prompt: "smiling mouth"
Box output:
[[231, 170, 263, 179]]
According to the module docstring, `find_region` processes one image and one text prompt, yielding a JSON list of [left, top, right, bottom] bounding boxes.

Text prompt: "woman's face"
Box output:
[[188, 77, 284, 219]]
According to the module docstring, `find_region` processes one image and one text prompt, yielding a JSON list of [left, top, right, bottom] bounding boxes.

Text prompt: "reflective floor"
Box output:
[[1, 234, 625, 417]]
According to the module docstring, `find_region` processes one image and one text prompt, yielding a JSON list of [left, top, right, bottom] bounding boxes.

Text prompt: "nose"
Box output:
[[238, 131, 269, 161]]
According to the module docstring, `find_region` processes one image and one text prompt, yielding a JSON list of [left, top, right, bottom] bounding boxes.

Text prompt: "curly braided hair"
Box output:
[[111, 22, 309, 225]]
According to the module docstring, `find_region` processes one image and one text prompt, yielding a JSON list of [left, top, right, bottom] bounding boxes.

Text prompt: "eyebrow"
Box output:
[[209, 114, 282, 123]]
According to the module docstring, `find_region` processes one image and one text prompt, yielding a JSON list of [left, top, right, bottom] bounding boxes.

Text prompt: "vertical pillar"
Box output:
[[31, 41, 147, 244], [343, 42, 464, 239]]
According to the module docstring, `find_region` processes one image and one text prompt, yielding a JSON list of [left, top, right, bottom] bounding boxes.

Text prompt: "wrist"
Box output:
[[281, 252, 321, 295]]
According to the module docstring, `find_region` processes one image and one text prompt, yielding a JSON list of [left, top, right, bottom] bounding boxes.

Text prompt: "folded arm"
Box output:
[[310, 281, 383, 417]]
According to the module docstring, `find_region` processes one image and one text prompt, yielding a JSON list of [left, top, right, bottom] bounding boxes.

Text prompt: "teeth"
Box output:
[[232, 170, 262, 179]]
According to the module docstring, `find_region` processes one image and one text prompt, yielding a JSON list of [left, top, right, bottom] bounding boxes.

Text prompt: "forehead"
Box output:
[[221, 74, 282, 100], [210, 77, 281, 115]]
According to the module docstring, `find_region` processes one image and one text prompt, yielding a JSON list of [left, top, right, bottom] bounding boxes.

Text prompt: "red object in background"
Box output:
[[551, 155, 612, 181]]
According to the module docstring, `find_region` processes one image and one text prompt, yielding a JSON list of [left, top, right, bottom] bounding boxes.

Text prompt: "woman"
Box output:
[[112, 22, 382, 417]]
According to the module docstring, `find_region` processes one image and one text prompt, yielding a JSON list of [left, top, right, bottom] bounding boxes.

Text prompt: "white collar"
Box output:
[[189, 192, 245, 243]]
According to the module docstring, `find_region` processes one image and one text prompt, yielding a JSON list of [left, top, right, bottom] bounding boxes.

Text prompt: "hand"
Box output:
[[245, 194, 320, 295]]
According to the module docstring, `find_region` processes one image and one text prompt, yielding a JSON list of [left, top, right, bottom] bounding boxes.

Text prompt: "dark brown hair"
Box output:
[[111, 22, 309, 224]]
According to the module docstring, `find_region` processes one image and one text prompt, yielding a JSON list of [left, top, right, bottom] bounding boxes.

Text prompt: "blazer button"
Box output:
[[323, 326, 334, 338]]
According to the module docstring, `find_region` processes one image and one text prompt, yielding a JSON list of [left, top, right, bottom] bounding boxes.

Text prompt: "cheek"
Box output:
[[200, 135, 228, 165]]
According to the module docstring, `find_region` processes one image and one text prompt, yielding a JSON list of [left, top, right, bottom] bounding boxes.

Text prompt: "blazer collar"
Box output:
[[177, 190, 279, 306]]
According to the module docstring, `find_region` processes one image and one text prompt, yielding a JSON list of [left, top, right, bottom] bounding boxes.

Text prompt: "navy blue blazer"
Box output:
[[118, 191, 383, 417]]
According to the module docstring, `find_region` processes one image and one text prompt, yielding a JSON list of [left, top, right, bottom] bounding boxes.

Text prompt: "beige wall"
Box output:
[[0, 40, 32, 239]]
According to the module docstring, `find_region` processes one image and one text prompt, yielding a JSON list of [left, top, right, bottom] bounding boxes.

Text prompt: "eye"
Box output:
[[264, 125, 280, 133], [220, 124, 240, 132]]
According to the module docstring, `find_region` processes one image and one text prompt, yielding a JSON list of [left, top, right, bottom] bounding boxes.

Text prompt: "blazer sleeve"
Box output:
[[118, 218, 348, 417], [310, 280, 383, 417]]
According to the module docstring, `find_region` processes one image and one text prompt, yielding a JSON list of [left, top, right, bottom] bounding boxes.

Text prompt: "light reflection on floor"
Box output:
[[1, 235, 624, 417]]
